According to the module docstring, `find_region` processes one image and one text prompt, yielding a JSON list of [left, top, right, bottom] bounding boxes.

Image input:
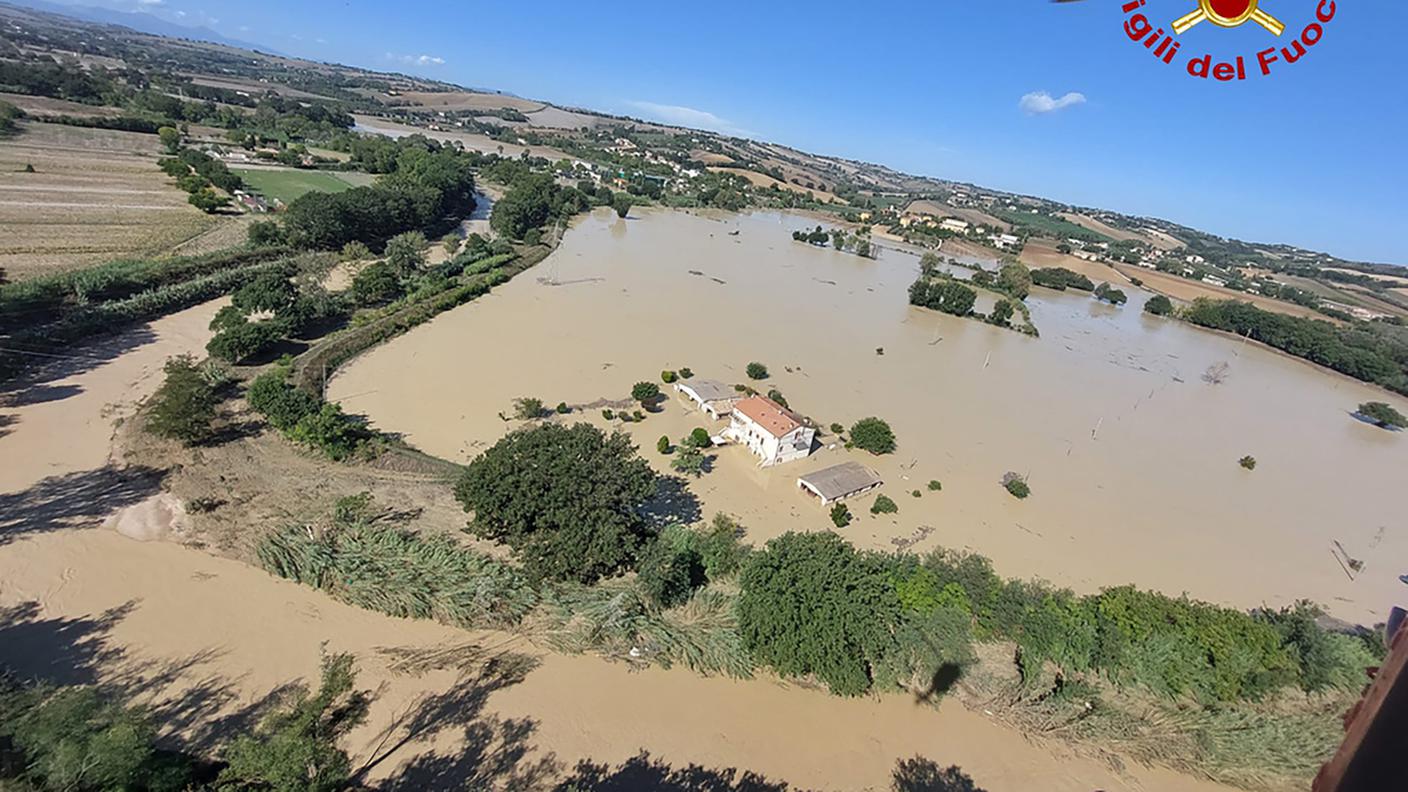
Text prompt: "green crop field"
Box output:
[[231, 167, 373, 204], [994, 209, 1111, 242]]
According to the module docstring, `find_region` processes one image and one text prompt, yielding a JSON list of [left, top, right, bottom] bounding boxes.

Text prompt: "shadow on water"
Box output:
[[0, 587, 990, 792], [0, 464, 167, 544], [0, 382, 83, 407], [638, 475, 703, 528], [0, 325, 159, 402]]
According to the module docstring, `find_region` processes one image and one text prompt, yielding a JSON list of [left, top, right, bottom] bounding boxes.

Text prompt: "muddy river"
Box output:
[[331, 208, 1408, 625]]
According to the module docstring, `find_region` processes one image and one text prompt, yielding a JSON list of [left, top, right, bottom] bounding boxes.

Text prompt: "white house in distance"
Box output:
[[940, 218, 969, 234], [674, 379, 742, 419], [724, 395, 816, 467]]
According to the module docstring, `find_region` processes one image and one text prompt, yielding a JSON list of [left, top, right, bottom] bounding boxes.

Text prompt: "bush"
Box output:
[[1144, 294, 1175, 316], [870, 494, 898, 515], [830, 503, 852, 528], [661, 370, 677, 383], [737, 532, 899, 695], [745, 361, 769, 380], [218, 653, 369, 792], [146, 355, 218, 445], [671, 446, 706, 477], [678, 367, 693, 379], [927, 480, 942, 492], [657, 435, 672, 454], [0, 680, 194, 792], [232, 271, 295, 313], [454, 423, 658, 583], [290, 402, 372, 461], [996, 262, 1032, 300], [681, 428, 710, 449], [697, 514, 749, 579], [340, 240, 372, 261], [1002, 472, 1030, 499], [247, 370, 320, 431], [1094, 282, 1129, 305], [247, 220, 286, 247], [1239, 455, 1258, 470], [513, 397, 547, 420], [207, 320, 285, 363], [766, 388, 789, 408], [850, 417, 896, 455], [829, 422, 845, 434], [1357, 401, 1406, 429], [631, 381, 661, 403], [555, 401, 571, 414], [351, 261, 402, 305], [637, 529, 706, 608]]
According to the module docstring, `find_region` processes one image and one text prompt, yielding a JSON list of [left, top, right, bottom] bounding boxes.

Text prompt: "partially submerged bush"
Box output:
[[1239, 455, 1258, 471], [870, 494, 898, 515], [745, 361, 769, 380], [1002, 472, 1030, 499], [850, 417, 896, 455], [829, 503, 852, 528], [1357, 401, 1406, 429], [661, 370, 677, 384]]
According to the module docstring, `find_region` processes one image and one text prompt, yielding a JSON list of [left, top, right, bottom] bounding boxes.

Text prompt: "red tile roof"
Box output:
[[732, 396, 802, 438]]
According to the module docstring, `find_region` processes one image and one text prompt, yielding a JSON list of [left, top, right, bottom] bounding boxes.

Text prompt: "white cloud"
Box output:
[[386, 53, 445, 67], [624, 100, 746, 135], [136, 0, 164, 6], [1019, 91, 1087, 115]]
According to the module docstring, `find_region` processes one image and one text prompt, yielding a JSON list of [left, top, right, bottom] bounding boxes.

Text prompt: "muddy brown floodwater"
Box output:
[[332, 208, 1408, 626], [0, 300, 1234, 791]]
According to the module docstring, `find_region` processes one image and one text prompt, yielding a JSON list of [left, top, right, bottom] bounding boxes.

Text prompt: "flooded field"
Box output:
[[0, 299, 1232, 792], [332, 209, 1407, 625]]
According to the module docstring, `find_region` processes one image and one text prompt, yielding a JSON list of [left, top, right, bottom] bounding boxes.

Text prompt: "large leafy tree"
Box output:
[[850, 417, 896, 455], [737, 532, 900, 696], [454, 423, 658, 582]]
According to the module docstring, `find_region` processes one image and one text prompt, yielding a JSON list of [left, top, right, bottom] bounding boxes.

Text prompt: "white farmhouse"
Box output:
[[940, 218, 969, 234], [724, 396, 816, 467]]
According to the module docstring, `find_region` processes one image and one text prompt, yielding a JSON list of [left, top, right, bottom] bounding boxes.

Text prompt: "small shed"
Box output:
[[675, 379, 741, 419], [797, 462, 883, 506]]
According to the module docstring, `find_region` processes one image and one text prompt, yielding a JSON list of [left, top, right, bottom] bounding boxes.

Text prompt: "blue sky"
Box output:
[[38, 0, 1408, 265]]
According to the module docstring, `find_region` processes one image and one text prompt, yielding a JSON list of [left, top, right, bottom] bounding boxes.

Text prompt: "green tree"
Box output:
[[232, 271, 295, 313], [289, 403, 371, 461], [218, 653, 370, 792], [671, 446, 706, 477], [1094, 282, 1129, 305], [351, 261, 402, 305], [631, 381, 661, 404], [384, 230, 427, 275], [248, 370, 320, 431], [850, 417, 896, 455], [996, 262, 1032, 300], [657, 435, 672, 454], [0, 682, 192, 792], [454, 423, 658, 583], [157, 125, 181, 153], [1356, 401, 1406, 429], [745, 361, 769, 380], [1144, 294, 1175, 316], [248, 219, 287, 247], [637, 531, 705, 607], [612, 192, 632, 219], [146, 355, 218, 445], [989, 299, 1014, 327], [737, 532, 900, 695], [188, 187, 228, 213], [687, 427, 712, 448]]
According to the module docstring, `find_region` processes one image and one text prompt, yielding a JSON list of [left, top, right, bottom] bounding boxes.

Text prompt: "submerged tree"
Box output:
[[1356, 401, 1406, 429], [850, 417, 896, 455]]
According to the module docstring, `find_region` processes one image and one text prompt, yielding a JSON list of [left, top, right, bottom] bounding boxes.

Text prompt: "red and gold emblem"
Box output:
[[1173, 0, 1285, 35]]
